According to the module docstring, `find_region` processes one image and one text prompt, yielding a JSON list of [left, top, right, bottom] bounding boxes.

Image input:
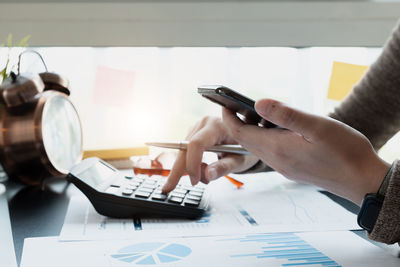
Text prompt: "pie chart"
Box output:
[[110, 242, 192, 265]]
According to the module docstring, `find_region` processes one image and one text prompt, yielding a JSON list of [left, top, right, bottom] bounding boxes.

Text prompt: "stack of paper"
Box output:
[[60, 173, 360, 240], [20, 172, 399, 266]]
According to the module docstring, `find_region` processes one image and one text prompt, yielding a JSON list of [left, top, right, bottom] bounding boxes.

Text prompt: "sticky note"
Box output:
[[93, 65, 135, 107], [327, 61, 369, 101]]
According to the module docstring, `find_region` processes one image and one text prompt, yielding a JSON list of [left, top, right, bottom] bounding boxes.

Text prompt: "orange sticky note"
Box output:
[[327, 61, 369, 101], [93, 65, 135, 107]]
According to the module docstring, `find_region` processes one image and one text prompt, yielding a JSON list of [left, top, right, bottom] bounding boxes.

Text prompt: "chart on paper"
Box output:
[[21, 231, 399, 267], [219, 233, 341, 266], [61, 172, 359, 240], [111, 242, 192, 265]]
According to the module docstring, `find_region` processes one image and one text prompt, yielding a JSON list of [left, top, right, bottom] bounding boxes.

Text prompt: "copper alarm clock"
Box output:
[[0, 53, 83, 185]]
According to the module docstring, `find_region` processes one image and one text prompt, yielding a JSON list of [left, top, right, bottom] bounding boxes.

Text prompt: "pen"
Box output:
[[146, 141, 252, 156]]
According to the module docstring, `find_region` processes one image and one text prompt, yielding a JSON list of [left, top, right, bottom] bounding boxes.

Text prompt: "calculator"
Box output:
[[67, 157, 210, 219]]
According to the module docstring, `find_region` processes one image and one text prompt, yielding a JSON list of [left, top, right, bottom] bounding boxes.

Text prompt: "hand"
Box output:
[[162, 116, 259, 194], [222, 99, 390, 205]]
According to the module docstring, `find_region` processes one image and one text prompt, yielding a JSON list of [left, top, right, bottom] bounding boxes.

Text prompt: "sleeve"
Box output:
[[368, 160, 400, 245], [329, 22, 400, 150]]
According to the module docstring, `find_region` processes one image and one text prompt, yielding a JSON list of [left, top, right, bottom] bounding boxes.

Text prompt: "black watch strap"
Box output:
[[357, 163, 395, 232]]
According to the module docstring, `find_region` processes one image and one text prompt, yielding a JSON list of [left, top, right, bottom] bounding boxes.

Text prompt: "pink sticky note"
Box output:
[[93, 65, 135, 107]]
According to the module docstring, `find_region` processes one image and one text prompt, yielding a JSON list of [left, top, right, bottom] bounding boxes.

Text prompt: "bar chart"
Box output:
[[218, 233, 341, 267]]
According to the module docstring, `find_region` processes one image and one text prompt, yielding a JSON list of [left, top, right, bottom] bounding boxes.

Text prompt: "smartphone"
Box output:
[[198, 85, 276, 128]]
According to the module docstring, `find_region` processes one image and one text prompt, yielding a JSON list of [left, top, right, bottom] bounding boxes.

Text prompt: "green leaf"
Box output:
[[1, 34, 31, 82], [0, 67, 7, 81], [6, 34, 12, 48], [17, 35, 31, 47]]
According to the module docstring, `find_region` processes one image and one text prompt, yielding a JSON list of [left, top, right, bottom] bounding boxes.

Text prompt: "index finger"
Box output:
[[162, 150, 187, 194]]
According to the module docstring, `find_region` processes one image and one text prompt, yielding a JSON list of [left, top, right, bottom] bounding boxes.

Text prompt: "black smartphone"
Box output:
[[198, 85, 276, 128]]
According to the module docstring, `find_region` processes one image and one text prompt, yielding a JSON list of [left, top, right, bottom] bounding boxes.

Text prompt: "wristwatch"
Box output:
[[357, 163, 394, 232]]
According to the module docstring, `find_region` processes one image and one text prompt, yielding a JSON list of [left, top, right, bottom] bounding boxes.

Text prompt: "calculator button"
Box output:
[[122, 189, 134, 196], [144, 180, 157, 185], [153, 189, 163, 194], [139, 187, 154, 193], [142, 184, 156, 190], [171, 192, 185, 198], [110, 181, 123, 188], [105, 187, 119, 194], [169, 197, 183, 204], [135, 191, 151, 198], [126, 185, 138, 191], [188, 191, 203, 197], [173, 189, 188, 194], [152, 194, 167, 201], [190, 187, 205, 193], [184, 199, 200, 207], [125, 175, 133, 180], [182, 185, 194, 191], [186, 195, 201, 201], [129, 181, 141, 187]]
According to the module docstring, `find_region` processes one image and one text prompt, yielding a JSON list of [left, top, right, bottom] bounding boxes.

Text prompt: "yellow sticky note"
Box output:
[[327, 61, 369, 101]]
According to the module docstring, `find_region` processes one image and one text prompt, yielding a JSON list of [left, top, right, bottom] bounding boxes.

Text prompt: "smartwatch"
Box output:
[[357, 163, 394, 232]]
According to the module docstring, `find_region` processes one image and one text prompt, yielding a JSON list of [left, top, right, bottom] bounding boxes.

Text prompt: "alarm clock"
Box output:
[[0, 71, 83, 185]]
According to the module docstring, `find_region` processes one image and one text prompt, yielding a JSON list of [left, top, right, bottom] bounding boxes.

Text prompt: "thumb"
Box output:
[[205, 156, 243, 181], [255, 99, 319, 140]]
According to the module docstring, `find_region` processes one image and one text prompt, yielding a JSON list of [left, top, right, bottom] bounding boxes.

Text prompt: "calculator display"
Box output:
[[78, 161, 116, 187]]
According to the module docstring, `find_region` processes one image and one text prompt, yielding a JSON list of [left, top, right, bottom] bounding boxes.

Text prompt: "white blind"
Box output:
[[0, 1, 399, 47]]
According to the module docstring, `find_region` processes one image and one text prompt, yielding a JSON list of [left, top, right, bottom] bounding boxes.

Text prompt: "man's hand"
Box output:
[[222, 99, 390, 205], [162, 116, 259, 194]]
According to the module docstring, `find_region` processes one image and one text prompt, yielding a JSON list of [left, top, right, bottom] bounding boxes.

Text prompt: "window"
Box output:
[[2, 46, 385, 152]]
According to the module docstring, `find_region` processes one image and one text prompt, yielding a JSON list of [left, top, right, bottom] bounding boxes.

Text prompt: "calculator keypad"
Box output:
[[104, 175, 205, 207]]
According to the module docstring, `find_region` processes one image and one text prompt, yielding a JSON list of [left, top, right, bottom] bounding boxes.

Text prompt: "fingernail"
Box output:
[[256, 100, 275, 117], [189, 175, 197, 186], [161, 184, 169, 194], [207, 167, 217, 181]]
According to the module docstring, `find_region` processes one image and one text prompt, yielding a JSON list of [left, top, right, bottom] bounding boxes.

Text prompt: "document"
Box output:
[[60, 172, 360, 240], [0, 184, 17, 267], [327, 61, 369, 101], [21, 231, 399, 267]]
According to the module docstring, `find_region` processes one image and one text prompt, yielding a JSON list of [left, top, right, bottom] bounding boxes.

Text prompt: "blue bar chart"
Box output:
[[218, 233, 341, 267]]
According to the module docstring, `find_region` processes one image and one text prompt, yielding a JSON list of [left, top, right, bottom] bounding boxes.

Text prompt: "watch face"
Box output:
[[41, 94, 82, 174]]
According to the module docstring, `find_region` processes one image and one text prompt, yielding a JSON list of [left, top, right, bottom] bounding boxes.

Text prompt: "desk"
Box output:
[[6, 179, 76, 265], [4, 178, 398, 266]]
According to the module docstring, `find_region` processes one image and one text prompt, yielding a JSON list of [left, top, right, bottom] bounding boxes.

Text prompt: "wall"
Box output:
[[0, 1, 399, 47]]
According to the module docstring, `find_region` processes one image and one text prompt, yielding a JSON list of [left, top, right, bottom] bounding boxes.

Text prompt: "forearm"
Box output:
[[329, 22, 400, 150]]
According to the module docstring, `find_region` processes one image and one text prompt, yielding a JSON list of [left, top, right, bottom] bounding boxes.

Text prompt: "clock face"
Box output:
[[41, 94, 82, 174]]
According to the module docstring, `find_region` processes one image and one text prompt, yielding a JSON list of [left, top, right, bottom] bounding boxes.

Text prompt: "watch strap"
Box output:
[[358, 193, 384, 232], [358, 162, 395, 232]]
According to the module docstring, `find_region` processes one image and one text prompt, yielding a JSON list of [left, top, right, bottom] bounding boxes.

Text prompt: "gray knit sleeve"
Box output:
[[368, 160, 400, 244], [329, 22, 400, 150]]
